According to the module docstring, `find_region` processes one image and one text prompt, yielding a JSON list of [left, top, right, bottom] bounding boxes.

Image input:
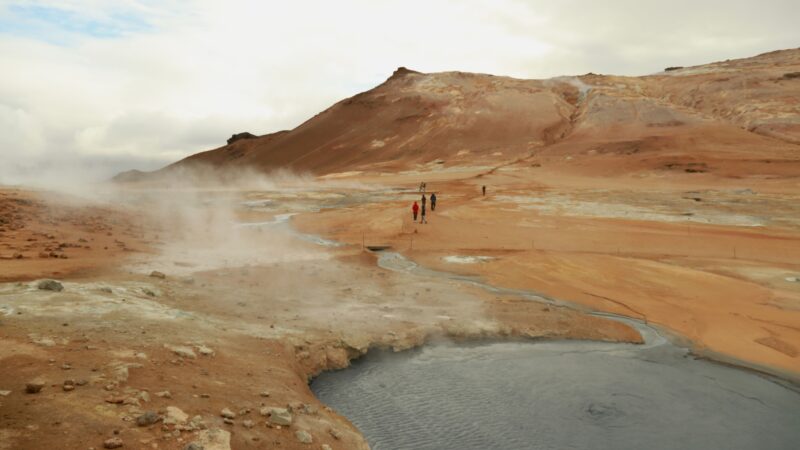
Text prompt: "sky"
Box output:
[[1, 0, 798, 183]]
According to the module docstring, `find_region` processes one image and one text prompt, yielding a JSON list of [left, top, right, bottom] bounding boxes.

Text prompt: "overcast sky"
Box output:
[[1, 0, 798, 183]]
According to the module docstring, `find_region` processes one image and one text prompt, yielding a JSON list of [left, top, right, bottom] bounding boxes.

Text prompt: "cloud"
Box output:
[[0, 0, 798, 182]]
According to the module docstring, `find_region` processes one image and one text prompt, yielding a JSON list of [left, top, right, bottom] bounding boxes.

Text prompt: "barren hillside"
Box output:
[[133, 48, 800, 180]]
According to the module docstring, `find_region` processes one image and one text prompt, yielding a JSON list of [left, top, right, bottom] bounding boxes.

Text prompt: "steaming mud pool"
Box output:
[[312, 338, 800, 450]]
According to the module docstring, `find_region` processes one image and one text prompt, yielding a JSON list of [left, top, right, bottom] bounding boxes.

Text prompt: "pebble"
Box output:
[[220, 408, 236, 419], [103, 437, 124, 449], [164, 406, 189, 425], [259, 391, 270, 397], [155, 390, 172, 399], [136, 411, 160, 427], [25, 380, 45, 394], [295, 430, 313, 444], [37, 279, 64, 292], [242, 419, 254, 429], [261, 407, 292, 426], [150, 270, 166, 279], [322, 445, 332, 450], [62, 384, 75, 392]]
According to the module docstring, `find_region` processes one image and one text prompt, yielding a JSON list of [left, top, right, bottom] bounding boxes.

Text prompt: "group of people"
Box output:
[[412, 191, 436, 223], [410, 182, 484, 223]]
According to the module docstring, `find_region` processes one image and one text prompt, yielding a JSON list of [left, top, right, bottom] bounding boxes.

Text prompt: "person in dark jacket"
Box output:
[[430, 193, 437, 211], [421, 194, 426, 210], [420, 201, 427, 223], [412, 201, 419, 221]]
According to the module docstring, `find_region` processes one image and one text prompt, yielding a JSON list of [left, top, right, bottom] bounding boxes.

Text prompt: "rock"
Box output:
[[261, 407, 292, 426], [103, 437, 124, 449], [142, 288, 156, 297], [149, 271, 166, 279], [227, 132, 257, 145], [196, 345, 215, 356], [259, 390, 270, 398], [62, 384, 75, 392], [25, 380, 45, 394], [222, 418, 234, 425], [220, 408, 236, 419], [164, 406, 189, 425], [155, 390, 172, 399], [295, 430, 313, 444], [328, 428, 342, 440], [166, 345, 196, 359], [322, 445, 332, 450], [190, 428, 231, 450], [37, 279, 63, 292], [183, 444, 204, 450], [0, 390, 10, 396], [136, 411, 160, 427], [242, 419, 254, 429]]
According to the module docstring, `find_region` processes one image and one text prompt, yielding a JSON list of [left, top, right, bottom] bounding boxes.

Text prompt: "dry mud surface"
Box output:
[[0, 185, 638, 450]]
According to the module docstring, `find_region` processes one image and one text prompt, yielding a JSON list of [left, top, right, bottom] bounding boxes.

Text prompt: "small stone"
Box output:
[[321, 445, 332, 450], [295, 430, 313, 444], [183, 444, 204, 450], [164, 406, 189, 425], [150, 270, 166, 279], [222, 418, 234, 425], [0, 390, 10, 396], [62, 384, 75, 392], [37, 279, 63, 292], [328, 429, 342, 440], [196, 345, 214, 356], [155, 390, 172, 399], [136, 411, 160, 427], [191, 428, 230, 450], [166, 345, 196, 359], [76, 379, 88, 386], [242, 419, 254, 429], [261, 407, 292, 426], [61, 363, 71, 370], [25, 380, 45, 394], [220, 408, 236, 419], [259, 391, 270, 398], [103, 437, 124, 449]]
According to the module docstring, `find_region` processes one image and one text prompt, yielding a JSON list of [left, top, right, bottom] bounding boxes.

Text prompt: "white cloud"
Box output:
[[0, 0, 798, 182]]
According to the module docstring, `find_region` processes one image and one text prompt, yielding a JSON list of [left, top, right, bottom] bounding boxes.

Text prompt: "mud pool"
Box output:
[[312, 339, 800, 450]]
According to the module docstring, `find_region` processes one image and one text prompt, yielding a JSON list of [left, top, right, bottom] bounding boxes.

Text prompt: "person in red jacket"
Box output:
[[412, 201, 419, 221]]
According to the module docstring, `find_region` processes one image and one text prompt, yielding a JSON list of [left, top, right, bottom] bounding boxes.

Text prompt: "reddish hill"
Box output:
[[135, 49, 800, 179]]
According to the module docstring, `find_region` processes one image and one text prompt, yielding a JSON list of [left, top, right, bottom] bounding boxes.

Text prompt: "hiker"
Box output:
[[412, 201, 419, 221], [430, 193, 437, 211], [421, 193, 427, 210], [420, 201, 427, 223], [482, 185, 486, 196]]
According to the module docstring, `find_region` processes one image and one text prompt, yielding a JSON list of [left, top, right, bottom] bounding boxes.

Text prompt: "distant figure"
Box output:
[[420, 202, 427, 223], [412, 201, 419, 221], [482, 185, 486, 196], [430, 193, 437, 211], [419, 182, 426, 192], [421, 194, 427, 210]]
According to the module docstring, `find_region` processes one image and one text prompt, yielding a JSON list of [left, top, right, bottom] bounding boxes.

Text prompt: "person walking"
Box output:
[[412, 201, 419, 222], [420, 201, 427, 224], [430, 193, 437, 211], [421, 193, 427, 210]]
